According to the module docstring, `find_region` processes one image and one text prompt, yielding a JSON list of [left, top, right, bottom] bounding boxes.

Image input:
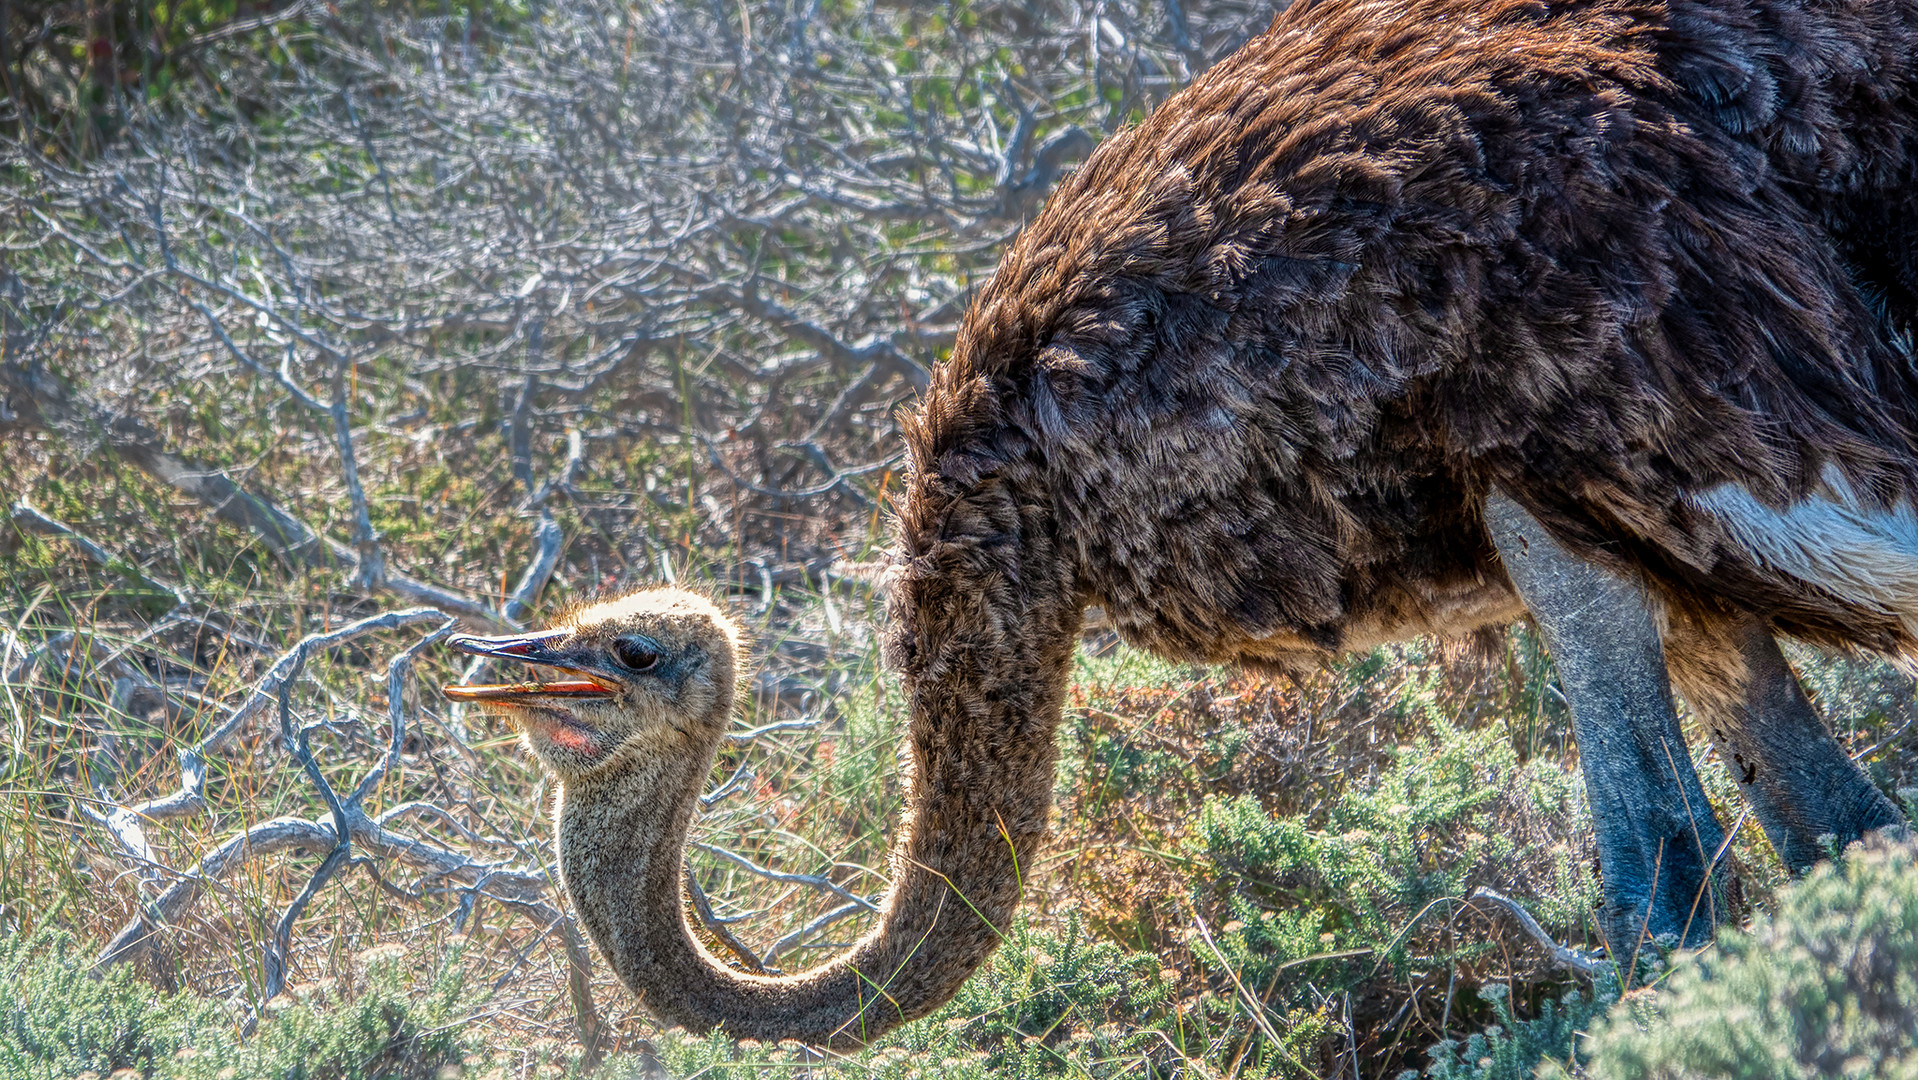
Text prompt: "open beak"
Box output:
[[442, 630, 620, 702]]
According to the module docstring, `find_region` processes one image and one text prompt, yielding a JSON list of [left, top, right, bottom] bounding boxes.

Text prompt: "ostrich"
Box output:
[[446, 0, 1918, 1047]]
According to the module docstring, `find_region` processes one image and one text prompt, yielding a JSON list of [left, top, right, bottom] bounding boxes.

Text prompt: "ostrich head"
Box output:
[[443, 590, 741, 780]]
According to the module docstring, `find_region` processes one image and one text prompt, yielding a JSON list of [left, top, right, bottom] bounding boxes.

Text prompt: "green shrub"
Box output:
[[640, 917, 1183, 1080], [0, 930, 480, 1080], [0, 930, 226, 1079], [243, 960, 473, 1080], [1189, 713, 1597, 1029], [939, 913, 1171, 1050], [1412, 973, 1622, 1080], [1568, 836, 1918, 1080]]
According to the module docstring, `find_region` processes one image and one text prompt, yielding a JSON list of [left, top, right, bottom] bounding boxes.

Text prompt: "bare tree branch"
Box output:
[[691, 842, 880, 913], [684, 868, 771, 974], [1466, 887, 1609, 977], [88, 608, 602, 1054], [10, 498, 184, 606], [1, 359, 332, 570], [503, 513, 565, 626], [763, 899, 869, 969]]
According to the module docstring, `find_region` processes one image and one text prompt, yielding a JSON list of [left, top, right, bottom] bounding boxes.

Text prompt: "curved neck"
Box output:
[[559, 504, 1081, 1047]]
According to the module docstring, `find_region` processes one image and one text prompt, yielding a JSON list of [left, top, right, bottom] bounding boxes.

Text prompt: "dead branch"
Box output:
[[699, 759, 756, 806], [195, 608, 451, 760], [762, 900, 869, 969], [1, 359, 331, 570], [691, 842, 880, 913], [89, 608, 604, 1057], [87, 608, 450, 955], [3, 0, 1281, 583], [263, 722, 354, 1006], [701, 433, 899, 505], [528, 427, 586, 510], [997, 124, 1097, 219], [1466, 887, 1609, 977], [12, 498, 113, 568], [726, 717, 822, 745], [704, 283, 932, 392], [0, 359, 506, 624], [327, 356, 386, 592], [684, 868, 771, 974], [11, 498, 186, 607], [502, 513, 565, 626], [5, 342, 525, 625]]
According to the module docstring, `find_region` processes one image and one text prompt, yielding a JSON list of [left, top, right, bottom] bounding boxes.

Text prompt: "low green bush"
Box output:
[[0, 930, 225, 1079], [1568, 835, 1918, 1080], [641, 917, 1187, 1080], [0, 931, 478, 1080], [1190, 708, 1599, 1067], [1413, 973, 1622, 1080], [1407, 836, 1918, 1080]]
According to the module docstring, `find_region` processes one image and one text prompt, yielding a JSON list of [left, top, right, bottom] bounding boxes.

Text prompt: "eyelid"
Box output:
[[615, 637, 661, 670]]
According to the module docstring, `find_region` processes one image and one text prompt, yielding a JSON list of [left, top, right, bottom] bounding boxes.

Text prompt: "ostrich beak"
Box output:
[[442, 630, 620, 701]]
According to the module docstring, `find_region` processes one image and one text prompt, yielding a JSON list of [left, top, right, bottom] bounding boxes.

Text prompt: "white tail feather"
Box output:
[[1689, 466, 1918, 643]]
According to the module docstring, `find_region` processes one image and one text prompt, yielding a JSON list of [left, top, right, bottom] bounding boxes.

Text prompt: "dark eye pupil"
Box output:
[[614, 638, 659, 671]]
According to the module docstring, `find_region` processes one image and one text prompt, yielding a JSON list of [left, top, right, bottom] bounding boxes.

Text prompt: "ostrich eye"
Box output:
[[612, 636, 661, 672]]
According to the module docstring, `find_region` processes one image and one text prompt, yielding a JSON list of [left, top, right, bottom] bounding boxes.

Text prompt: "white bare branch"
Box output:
[[1467, 887, 1610, 977]]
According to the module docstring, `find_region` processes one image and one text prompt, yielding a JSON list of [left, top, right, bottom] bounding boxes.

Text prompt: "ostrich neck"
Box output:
[[557, 553, 1082, 1047]]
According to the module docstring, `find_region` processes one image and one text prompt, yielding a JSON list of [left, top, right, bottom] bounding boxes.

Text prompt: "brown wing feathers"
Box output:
[[900, 0, 1918, 662]]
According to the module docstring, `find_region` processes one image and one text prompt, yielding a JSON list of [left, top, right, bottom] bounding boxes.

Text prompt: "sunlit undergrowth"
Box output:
[[1, 929, 479, 1080], [5, 452, 1915, 1078], [1049, 642, 1609, 1076], [1564, 834, 1918, 1080], [3, 562, 1915, 1078]]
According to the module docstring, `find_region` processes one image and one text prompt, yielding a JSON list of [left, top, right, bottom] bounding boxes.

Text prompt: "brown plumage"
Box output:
[[451, 0, 1918, 1046], [907, 0, 1918, 672]]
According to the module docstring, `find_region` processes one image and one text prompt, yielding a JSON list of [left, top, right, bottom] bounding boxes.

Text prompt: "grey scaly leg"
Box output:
[[1665, 611, 1906, 873], [1485, 490, 1729, 952]]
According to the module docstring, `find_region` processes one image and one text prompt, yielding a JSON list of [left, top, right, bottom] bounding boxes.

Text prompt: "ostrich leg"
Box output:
[[1485, 490, 1729, 952], [1665, 612, 1906, 873]]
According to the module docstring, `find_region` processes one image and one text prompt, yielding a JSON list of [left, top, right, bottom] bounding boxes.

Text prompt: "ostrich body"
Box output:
[[449, 0, 1918, 1047]]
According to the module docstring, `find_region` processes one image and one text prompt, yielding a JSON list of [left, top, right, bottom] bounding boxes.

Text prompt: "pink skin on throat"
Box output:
[[523, 711, 604, 759], [547, 723, 600, 756]]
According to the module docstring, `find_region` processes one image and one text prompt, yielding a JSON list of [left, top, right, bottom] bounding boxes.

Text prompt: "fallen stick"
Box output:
[[11, 499, 188, 609], [1467, 886, 1610, 977]]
